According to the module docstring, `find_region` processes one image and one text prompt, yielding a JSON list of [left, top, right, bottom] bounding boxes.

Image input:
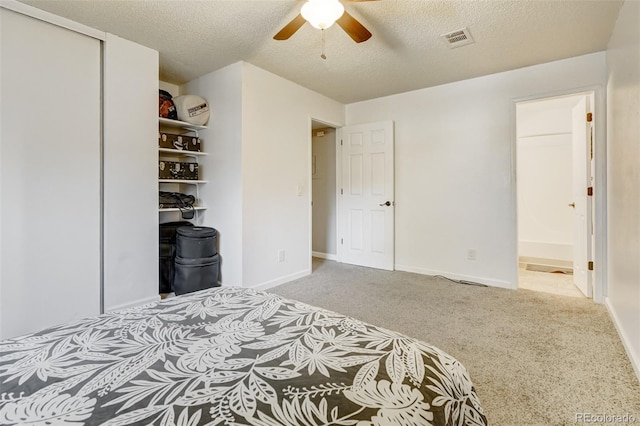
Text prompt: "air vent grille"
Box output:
[[440, 27, 475, 49]]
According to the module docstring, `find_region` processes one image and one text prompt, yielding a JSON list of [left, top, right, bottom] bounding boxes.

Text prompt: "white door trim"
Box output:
[[511, 86, 606, 302], [0, 0, 105, 41], [336, 126, 343, 264]]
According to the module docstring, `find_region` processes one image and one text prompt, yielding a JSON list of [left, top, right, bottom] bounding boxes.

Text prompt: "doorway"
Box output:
[[515, 92, 595, 298], [311, 121, 338, 268], [310, 120, 395, 272]]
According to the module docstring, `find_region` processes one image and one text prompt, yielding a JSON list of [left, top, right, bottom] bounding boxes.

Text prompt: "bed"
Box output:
[[0, 287, 487, 425]]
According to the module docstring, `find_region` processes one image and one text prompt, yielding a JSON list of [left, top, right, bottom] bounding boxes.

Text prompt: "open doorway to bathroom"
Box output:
[[516, 92, 595, 299]]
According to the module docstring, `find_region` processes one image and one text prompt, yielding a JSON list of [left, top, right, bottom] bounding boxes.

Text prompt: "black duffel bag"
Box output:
[[159, 191, 195, 219]]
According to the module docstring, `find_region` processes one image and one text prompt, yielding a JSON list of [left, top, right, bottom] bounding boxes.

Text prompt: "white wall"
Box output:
[[242, 63, 344, 289], [160, 81, 180, 98], [346, 53, 606, 288], [606, 0, 640, 380], [181, 63, 244, 286], [516, 96, 582, 262], [312, 128, 337, 257], [182, 62, 344, 289]]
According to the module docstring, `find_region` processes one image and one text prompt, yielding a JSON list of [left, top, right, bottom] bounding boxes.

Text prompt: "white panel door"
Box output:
[[571, 97, 592, 298], [0, 9, 101, 339], [340, 121, 394, 270]]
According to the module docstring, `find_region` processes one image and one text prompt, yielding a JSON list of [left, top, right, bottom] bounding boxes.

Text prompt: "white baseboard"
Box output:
[[605, 297, 640, 383], [251, 269, 311, 292], [519, 240, 572, 262], [395, 264, 513, 289], [519, 256, 573, 269], [105, 295, 161, 313], [312, 251, 337, 261]]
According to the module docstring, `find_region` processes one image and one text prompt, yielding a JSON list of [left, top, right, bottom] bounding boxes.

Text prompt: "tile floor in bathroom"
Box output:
[[518, 264, 585, 298]]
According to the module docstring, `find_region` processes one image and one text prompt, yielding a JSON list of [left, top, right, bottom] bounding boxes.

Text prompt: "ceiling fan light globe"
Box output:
[[301, 0, 345, 30]]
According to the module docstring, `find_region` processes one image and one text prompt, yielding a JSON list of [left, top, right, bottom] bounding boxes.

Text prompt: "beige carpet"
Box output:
[[270, 258, 640, 425]]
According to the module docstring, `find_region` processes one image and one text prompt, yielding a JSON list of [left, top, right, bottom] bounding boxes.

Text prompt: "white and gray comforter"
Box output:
[[0, 287, 487, 425]]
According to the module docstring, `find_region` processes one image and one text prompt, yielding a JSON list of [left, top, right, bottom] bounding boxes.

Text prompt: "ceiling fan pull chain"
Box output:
[[321, 29, 327, 60]]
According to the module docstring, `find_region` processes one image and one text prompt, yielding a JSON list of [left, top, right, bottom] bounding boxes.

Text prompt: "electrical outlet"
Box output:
[[467, 249, 477, 260], [278, 249, 285, 262]]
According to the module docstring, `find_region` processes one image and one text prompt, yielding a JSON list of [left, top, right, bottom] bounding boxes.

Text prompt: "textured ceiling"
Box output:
[[21, 0, 623, 103]]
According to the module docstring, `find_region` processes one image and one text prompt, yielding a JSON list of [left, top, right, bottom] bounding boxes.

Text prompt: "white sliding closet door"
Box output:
[[103, 34, 159, 312], [0, 9, 102, 339]]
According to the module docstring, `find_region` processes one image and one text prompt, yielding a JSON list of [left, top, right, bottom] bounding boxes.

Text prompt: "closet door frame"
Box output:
[[0, 0, 105, 41]]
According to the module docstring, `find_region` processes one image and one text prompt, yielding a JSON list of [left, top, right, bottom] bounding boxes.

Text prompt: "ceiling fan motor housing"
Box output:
[[301, 0, 345, 29], [274, 0, 374, 44]]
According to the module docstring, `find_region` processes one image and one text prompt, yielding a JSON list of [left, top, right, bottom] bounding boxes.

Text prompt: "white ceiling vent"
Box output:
[[440, 28, 475, 49]]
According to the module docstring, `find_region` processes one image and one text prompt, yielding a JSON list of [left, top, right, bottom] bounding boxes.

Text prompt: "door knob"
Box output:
[[379, 201, 391, 206], [568, 202, 575, 208]]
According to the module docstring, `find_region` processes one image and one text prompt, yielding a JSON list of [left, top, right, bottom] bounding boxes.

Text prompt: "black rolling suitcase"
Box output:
[[174, 254, 221, 295], [159, 221, 193, 293], [176, 226, 217, 258], [173, 226, 220, 295]]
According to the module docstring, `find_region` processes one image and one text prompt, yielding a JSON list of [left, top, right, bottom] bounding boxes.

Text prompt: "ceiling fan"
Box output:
[[273, 0, 378, 44]]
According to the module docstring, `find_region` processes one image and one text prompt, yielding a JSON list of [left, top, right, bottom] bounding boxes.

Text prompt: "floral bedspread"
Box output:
[[0, 287, 487, 425]]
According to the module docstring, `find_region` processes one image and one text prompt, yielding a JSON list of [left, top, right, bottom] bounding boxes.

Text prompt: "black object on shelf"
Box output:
[[159, 89, 177, 120]]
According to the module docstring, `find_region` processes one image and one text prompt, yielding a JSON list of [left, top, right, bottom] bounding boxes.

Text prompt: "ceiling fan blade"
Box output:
[[273, 14, 306, 40], [336, 10, 372, 43]]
